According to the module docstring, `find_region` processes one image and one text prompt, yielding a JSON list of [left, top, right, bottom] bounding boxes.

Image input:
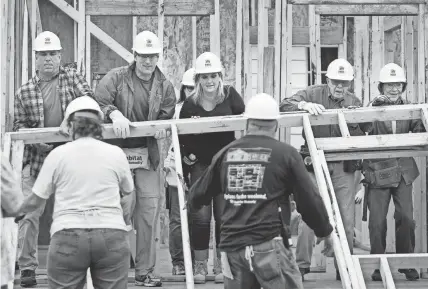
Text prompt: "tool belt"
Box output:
[[362, 159, 401, 188]]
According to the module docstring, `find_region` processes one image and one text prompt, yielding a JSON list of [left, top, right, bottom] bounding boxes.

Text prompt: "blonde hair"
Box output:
[[189, 73, 227, 105]]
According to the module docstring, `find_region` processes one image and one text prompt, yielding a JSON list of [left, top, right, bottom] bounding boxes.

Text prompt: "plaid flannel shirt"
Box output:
[[13, 66, 94, 177]]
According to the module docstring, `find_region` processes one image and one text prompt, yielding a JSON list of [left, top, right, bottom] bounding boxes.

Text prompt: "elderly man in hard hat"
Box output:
[[13, 31, 94, 287], [18, 96, 134, 288], [187, 93, 334, 289], [360, 63, 424, 282], [280, 58, 365, 281], [95, 30, 176, 287]]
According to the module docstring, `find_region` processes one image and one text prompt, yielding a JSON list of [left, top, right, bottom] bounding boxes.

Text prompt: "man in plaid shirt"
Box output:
[[13, 31, 94, 288]]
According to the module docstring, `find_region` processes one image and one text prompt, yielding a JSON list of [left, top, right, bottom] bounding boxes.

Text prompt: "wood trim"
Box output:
[[289, 0, 424, 4], [85, 0, 215, 16], [315, 4, 419, 16], [250, 25, 343, 45]]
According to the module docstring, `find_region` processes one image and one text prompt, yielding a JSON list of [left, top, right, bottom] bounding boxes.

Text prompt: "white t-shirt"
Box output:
[[32, 137, 134, 236]]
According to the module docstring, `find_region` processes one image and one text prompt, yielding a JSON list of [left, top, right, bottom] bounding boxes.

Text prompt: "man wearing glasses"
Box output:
[[280, 59, 365, 281], [95, 30, 176, 287]]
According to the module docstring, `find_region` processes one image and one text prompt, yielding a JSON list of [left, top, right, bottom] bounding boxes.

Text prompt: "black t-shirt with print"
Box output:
[[179, 86, 245, 165], [190, 134, 333, 252]]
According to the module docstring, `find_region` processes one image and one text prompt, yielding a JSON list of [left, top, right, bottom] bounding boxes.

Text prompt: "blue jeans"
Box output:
[[224, 238, 303, 289], [47, 228, 130, 289], [167, 185, 185, 265]]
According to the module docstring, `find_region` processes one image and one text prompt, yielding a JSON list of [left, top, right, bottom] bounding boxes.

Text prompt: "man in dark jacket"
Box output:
[[94, 31, 176, 287], [188, 93, 334, 289], [362, 63, 424, 282], [280, 58, 364, 280]]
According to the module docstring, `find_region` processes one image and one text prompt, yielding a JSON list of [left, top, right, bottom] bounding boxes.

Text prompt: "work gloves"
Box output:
[[110, 110, 171, 139], [371, 95, 394, 107], [110, 110, 136, 139], [298, 101, 326, 115]]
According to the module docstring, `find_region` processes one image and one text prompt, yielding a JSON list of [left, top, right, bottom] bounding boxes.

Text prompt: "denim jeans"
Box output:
[[18, 165, 45, 271], [47, 228, 130, 289], [167, 185, 185, 265], [189, 163, 221, 261], [224, 238, 303, 289]]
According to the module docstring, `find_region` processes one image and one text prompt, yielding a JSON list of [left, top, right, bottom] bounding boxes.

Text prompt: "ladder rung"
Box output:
[[380, 257, 396, 289], [337, 111, 351, 137]]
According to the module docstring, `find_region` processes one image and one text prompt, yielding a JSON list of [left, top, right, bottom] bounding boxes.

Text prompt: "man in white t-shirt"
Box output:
[[19, 97, 134, 288]]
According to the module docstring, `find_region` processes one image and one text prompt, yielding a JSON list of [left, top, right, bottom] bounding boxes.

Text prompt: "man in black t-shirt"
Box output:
[[188, 93, 334, 289]]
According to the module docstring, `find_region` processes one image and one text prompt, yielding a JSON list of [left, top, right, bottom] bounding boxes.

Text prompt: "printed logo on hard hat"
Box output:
[[205, 59, 212, 67], [390, 69, 396, 76], [338, 66, 345, 74], [45, 37, 51, 45], [146, 39, 153, 48]]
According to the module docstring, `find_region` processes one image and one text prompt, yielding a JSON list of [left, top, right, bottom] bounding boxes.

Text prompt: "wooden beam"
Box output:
[[157, 0, 164, 70], [316, 133, 428, 151], [257, 0, 268, 93], [370, 16, 384, 102], [263, 47, 274, 96], [337, 111, 350, 137], [249, 25, 344, 45], [417, 4, 425, 104], [1, 0, 8, 138], [354, 17, 370, 105], [302, 118, 356, 288], [352, 256, 368, 289], [77, 0, 85, 73], [22, 0, 29, 83], [210, 0, 220, 57], [85, 15, 91, 83], [425, 1, 428, 104], [402, 16, 414, 102], [325, 149, 428, 161], [315, 5, 419, 16], [9, 105, 428, 144], [274, 0, 281, 103], [421, 107, 428, 131], [235, 0, 242, 95], [384, 16, 401, 32], [243, 0, 251, 102], [87, 21, 134, 63], [309, 5, 321, 84], [8, 0, 15, 131], [356, 253, 428, 273], [289, 0, 425, 4], [379, 258, 396, 289], [85, 0, 215, 16], [31, 0, 36, 75], [49, 0, 79, 22], [192, 17, 197, 66], [74, 0, 78, 61]]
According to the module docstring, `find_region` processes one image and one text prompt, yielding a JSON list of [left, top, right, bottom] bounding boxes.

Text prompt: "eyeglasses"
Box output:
[[330, 79, 351, 87], [383, 83, 403, 89], [135, 53, 159, 60], [200, 73, 219, 80]]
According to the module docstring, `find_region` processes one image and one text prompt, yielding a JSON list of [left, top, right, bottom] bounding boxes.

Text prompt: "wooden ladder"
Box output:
[[303, 107, 428, 289]]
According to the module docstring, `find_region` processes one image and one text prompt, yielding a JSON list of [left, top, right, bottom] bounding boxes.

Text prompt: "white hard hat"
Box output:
[[132, 31, 162, 54], [64, 97, 104, 122], [379, 63, 406, 83], [326, 58, 354, 81], [194, 52, 222, 75], [34, 31, 62, 51], [181, 68, 195, 86], [244, 93, 280, 120]]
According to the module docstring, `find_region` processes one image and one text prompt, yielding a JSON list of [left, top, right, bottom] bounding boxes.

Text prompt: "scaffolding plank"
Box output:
[[316, 133, 428, 151], [315, 5, 419, 15], [337, 111, 350, 137], [85, 0, 214, 16], [289, 0, 424, 4]]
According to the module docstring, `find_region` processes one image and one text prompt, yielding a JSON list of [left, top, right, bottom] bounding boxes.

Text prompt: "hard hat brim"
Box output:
[[34, 47, 62, 52], [132, 48, 162, 54], [244, 114, 279, 120], [326, 74, 354, 81], [181, 81, 195, 86]]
